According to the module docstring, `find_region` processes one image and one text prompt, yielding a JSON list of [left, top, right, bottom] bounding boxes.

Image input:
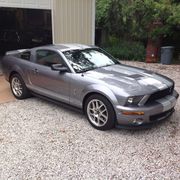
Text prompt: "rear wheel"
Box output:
[[10, 74, 31, 99], [84, 94, 116, 130]]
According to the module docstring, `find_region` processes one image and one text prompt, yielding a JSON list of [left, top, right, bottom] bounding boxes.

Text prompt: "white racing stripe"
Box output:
[[138, 77, 168, 90], [156, 96, 177, 112]]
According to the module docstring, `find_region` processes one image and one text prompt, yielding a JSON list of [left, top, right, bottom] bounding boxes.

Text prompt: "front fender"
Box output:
[[82, 84, 120, 107]]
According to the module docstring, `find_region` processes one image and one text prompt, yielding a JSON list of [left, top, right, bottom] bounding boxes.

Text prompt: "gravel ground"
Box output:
[[0, 61, 180, 179]]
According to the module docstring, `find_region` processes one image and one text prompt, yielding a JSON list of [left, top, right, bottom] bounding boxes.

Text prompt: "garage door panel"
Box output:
[[0, 0, 52, 9]]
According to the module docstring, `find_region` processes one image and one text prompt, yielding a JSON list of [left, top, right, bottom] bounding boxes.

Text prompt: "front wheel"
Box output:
[[84, 94, 116, 130], [10, 74, 31, 99]]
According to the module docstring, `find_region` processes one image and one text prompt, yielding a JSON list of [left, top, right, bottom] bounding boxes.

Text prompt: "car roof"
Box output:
[[33, 43, 97, 52]]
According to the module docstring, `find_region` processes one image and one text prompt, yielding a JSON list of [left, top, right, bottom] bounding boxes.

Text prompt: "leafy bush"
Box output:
[[103, 38, 145, 61], [96, 0, 180, 40]]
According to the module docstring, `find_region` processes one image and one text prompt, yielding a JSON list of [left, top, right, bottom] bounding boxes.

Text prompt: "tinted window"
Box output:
[[20, 51, 31, 60], [36, 50, 63, 67]]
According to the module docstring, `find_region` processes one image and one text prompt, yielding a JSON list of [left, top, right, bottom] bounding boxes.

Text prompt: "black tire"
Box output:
[[84, 94, 116, 130], [10, 73, 31, 99]]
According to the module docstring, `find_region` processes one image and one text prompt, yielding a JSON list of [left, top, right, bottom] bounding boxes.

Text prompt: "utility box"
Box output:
[[146, 39, 160, 63]]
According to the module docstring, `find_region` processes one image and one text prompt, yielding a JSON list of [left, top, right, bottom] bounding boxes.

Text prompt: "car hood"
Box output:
[[84, 64, 174, 96]]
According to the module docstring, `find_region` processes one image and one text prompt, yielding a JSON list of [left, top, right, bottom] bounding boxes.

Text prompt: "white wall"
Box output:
[[52, 0, 95, 45]]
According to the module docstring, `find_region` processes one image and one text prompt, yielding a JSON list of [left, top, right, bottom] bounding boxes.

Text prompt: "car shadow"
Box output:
[[25, 96, 179, 137]]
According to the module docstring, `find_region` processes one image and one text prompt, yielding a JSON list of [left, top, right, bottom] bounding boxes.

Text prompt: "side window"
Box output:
[[36, 50, 63, 67], [20, 51, 31, 61]]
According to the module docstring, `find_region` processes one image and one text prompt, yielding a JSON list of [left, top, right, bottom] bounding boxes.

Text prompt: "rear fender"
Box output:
[[9, 65, 25, 83]]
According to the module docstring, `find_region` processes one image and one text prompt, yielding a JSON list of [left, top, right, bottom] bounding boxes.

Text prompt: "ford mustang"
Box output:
[[2, 44, 179, 130]]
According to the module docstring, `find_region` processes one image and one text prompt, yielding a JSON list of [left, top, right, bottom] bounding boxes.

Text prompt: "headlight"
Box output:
[[126, 96, 144, 106]]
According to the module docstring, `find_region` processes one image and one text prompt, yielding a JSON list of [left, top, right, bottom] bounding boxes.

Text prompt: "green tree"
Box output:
[[96, 0, 180, 41]]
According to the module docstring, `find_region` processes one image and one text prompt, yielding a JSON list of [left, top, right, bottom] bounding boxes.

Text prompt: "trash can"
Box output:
[[160, 46, 174, 65]]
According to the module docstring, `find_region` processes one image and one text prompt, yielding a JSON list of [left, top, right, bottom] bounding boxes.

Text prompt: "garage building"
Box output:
[[0, 0, 95, 54]]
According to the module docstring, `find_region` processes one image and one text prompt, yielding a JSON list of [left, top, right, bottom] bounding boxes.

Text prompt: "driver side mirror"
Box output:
[[51, 64, 68, 73]]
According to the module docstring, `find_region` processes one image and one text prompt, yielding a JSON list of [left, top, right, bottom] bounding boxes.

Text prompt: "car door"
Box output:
[[29, 49, 71, 104]]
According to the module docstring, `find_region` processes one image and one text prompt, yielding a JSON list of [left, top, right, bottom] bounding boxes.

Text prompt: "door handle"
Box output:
[[33, 68, 39, 74]]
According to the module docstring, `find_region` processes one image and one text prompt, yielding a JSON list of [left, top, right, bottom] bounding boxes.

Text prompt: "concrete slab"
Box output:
[[0, 76, 16, 104]]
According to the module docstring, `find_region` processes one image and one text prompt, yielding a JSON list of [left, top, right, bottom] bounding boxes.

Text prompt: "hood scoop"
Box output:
[[128, 74, 144, 79]]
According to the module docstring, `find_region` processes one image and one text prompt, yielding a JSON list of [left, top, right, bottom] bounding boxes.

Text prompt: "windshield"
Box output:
[[63, 48, 119, 73]]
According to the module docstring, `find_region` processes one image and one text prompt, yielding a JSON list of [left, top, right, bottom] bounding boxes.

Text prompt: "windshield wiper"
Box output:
[[99, 64, 113, 68], [79, 64, 112, 73], [79, 67, 97, 73]]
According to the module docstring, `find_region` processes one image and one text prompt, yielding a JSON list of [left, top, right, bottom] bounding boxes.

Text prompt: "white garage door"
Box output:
[[0, 0, 52, 10]]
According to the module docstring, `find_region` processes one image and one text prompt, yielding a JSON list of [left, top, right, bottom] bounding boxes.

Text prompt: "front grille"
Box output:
[[150, 108, 174, 122], [146, 85, 174, 104]]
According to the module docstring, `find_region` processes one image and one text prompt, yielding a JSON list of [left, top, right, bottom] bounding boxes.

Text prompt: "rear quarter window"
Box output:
[[20, 51, 31, 61]]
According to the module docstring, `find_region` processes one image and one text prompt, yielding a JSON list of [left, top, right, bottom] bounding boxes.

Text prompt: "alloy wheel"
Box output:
[[11, 77, 23, 97], [87, 99, 108, 127]]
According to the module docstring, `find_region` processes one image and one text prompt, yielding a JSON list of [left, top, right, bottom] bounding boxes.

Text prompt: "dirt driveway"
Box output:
[[0, 61, 179, 179], [0, 57, 15, 104], [0, 76, 15, 104]]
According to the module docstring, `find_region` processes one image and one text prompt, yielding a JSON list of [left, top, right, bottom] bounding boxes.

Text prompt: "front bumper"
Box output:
[[115, 90, 179, 129]]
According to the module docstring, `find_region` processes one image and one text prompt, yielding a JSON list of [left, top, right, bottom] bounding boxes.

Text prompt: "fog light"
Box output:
[[133, 118, 143, 125]]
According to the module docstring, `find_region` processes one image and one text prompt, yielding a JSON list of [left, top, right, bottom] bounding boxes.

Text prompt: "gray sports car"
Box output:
[[2, 44, 179, 130]]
